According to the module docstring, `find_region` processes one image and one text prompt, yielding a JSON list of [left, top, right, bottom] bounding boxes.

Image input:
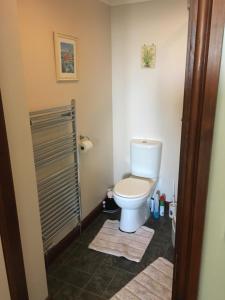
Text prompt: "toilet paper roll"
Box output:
[[79, 139, 93, 153]]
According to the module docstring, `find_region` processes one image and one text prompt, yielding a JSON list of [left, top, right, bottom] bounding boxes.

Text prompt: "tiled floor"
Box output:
[[47, 210, 174, 300]]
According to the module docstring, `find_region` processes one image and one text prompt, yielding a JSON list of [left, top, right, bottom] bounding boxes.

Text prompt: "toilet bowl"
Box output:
[[114, 177, 157, 232], [113, 139, 162, 233]]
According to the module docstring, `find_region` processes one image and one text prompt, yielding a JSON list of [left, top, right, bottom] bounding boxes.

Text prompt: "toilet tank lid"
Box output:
[[113, 178, 153, 198], [131, 139, 162, 147]]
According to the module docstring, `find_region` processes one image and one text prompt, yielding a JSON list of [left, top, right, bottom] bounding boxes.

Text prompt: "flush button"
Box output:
[[142, 140, 147, 143]]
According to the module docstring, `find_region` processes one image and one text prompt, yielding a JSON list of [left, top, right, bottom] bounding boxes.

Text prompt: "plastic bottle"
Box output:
[[150, 197, 154, 216], [153, 193, 160, 220], [159, 194, 165, 217]]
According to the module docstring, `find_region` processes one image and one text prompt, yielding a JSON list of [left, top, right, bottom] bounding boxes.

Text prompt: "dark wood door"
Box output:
[[173, 0, 225, 299]]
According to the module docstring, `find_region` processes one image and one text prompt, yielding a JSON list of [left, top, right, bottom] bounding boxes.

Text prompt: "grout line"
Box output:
[[81, 289, 107, 300], [81, 271, 95, 290], [79, 255, 112, 291], [51, 286, 65, 299], [103, 271, 117, 293], [49, 272, 108, 299]]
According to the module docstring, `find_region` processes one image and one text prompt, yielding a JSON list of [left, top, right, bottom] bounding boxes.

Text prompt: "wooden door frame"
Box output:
[[0, 0, 224, 299], [0, 92, 29, 299], [173, 0, 225, 299]]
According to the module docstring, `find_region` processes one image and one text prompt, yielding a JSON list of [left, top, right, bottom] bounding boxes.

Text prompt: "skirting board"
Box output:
[[45, 202, 102, 267]]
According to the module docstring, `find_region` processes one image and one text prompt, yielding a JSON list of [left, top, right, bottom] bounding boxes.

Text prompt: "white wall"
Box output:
[[0, 1, 48, 299], [198, 28, 225, 300], [18, 0, 113, 219], [111, 0, 188, 199], [0, 238, 11, 300]]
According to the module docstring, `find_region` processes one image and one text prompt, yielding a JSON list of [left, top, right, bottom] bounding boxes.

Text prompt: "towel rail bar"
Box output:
[[38, 163, 77, 187], [38, 176, 76, 199]]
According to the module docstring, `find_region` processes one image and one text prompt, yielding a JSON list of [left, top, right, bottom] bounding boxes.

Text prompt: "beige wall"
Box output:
[[0, 1, 112, 299], [0, 1, 48, 300], [18, 0, 113, 218], [0, 238, 11, 300], [198, 28, 225, 300], [111, 0, 188, 200]]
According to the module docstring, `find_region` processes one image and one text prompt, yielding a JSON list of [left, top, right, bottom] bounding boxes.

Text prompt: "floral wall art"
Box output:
[[142, 44, 156, 68]]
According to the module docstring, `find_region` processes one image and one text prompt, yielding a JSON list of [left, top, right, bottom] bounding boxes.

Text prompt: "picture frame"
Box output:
[[142, 43, 156, 68], [54, 32, 79, 81]]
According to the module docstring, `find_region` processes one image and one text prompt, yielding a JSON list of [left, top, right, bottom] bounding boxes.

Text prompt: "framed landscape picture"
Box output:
[[54, 33, 79, 81]]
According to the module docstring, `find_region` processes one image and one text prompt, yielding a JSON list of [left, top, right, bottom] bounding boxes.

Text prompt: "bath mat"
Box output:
[[88, 220, 154, 262], [111, 257, 173, 300]]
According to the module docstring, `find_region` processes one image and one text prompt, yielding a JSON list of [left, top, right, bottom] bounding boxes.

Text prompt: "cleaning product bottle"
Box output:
[[159, 194, 165, 217], [150, 197, 154, 216], [153, 191, 160, 220]]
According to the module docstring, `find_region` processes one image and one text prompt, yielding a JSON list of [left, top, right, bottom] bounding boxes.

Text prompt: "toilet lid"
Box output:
[[114, 178, 153, 199]]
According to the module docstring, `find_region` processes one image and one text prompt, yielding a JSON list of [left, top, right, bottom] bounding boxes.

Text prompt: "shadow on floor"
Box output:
[[47, 210, 174, 300]]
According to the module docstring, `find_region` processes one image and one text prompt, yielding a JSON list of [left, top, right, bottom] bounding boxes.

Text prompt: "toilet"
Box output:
[[113, 139, 162, 233]]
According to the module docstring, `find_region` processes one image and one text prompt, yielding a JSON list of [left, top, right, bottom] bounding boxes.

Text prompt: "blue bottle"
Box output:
[[153, 194, 160, 220]]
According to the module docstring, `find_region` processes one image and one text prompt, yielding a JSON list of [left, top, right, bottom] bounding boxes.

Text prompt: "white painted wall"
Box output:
[[198, 28, 225, 300], [111, 0, 188, 199]]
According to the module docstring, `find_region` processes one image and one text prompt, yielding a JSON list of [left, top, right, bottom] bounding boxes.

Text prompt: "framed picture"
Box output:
[[142, 43, 156, 68], [54, 32, 79, 81]]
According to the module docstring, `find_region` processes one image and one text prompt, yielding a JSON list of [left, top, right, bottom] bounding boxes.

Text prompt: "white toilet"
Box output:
[[113, 139, 162, 233]]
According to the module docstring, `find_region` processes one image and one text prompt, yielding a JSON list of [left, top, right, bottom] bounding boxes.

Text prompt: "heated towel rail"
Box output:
[[30, 100, 81, 253]]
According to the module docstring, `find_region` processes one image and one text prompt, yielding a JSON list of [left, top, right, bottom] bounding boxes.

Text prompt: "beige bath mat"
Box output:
[[88, 220, 154, 262], [111, 257, 173, 300]]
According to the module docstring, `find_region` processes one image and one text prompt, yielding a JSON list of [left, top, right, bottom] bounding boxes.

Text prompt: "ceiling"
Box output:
[[100, 0, 152, 6]]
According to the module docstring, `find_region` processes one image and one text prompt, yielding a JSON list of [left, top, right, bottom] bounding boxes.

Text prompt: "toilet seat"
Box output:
[[114, 177, 154, 199]]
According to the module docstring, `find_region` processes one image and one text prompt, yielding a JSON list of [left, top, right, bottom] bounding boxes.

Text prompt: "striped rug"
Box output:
[[111, 257, 173, 300], [88, 220, 154, 262]]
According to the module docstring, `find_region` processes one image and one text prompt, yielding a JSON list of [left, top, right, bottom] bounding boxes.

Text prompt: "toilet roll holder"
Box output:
[[79, 135, 93, 151], [80, 135, 90, 141]]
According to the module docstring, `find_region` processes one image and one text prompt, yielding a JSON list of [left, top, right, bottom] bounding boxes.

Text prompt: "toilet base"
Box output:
[[119, 205, 147, 233]]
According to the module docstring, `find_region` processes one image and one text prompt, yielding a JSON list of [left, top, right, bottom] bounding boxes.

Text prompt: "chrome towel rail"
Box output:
[[30, 100, 81, 253], [38, 163, 78, 191]]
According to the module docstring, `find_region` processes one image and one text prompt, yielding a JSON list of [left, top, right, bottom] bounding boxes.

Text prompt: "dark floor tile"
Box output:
[[77, 227, 101, 245], [53, 265, 92, 288], [67, 240, 82, 253], [85, 263, 117, 295], [53, 283, 81, 300], [79, 290, 106, 300], [164, 244, 175, 263], [103, 270, 134, 299], [47, 211, 174, 299], [53, 244, 79, 266], [70, 242, 89, 258], [66, 246, 107, 275], [102, 255, 144, 275], [153, 232, 172, 245], [141, 245, 167, 267], [77, 213, 119, 245], [47, 261, 62, 278], [47, 275, 64, 296]]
